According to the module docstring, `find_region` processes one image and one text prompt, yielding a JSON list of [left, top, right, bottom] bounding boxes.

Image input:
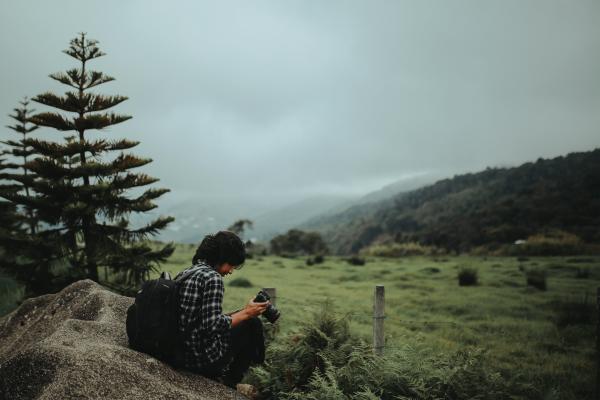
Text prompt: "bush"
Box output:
[[458, 267, 478, 286], [246, 303, 537, 399], [346, 256, 366, 266], [575, 267, 591, 279], [247, 243, 269, 258], [514, 230, 585, 256], [229, 277, 253, 287], [306, 255, 325, 266], [566, 258, 594, 263], [362, 242, 443, 257], [526, 268, 547, 290], [552, 295, 594, 328]]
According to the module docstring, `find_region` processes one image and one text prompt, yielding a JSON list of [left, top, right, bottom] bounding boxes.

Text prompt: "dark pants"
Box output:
[[196, 317, 265, 387]]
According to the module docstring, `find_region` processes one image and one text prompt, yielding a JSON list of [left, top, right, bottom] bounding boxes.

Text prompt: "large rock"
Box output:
[[0, 280, 248, 400]]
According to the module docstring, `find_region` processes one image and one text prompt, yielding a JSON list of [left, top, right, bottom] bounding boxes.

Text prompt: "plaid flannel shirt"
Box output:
[[176, 263, 232, 369]]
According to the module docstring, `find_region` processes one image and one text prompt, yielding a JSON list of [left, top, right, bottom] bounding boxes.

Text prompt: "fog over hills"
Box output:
[[139, 172, 444, 243]]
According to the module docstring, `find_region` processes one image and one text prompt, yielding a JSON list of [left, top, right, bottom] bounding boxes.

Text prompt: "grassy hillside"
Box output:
[[155, 245, 597, 399], [302, 149, 600, 254], [1, 243, 596, 398]]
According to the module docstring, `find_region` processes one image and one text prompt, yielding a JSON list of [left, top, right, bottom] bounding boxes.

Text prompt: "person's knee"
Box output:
[[243, 317, 264, 341], [246, 316, 262, 331]]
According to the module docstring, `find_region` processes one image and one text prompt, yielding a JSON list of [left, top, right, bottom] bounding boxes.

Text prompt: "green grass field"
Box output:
[[1, 245, 597, 398], [160, 245, 598, 398]]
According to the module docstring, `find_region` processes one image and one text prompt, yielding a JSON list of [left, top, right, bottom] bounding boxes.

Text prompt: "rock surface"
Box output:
[[0, 280, 248, 400]]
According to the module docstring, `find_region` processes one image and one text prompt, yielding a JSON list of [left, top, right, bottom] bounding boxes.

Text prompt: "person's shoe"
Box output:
[[236, 384, 258, 399]]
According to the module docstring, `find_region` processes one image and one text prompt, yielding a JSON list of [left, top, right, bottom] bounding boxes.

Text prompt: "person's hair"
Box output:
[[192, 231, 246, 269]]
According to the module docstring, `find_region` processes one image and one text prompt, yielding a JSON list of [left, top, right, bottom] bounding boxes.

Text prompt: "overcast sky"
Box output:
[[1, 0, 599, 205]]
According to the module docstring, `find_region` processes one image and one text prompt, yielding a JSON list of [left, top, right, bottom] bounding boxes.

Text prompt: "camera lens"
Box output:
[[254, 290, 280, 323]]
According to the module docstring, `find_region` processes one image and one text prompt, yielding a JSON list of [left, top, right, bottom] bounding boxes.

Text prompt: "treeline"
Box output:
[[226, 219, 328, 258], [269, 229, 328, 256], [305, 149, 600, 255], [0, 34, 174, 296]]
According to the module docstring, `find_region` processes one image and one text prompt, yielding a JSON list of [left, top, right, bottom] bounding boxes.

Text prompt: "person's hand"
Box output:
[[243, 297, 269, 319]]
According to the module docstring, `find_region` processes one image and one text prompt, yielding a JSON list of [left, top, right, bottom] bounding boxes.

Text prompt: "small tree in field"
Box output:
[[22, 33, 174, 288], [227, 219, 254, 238]]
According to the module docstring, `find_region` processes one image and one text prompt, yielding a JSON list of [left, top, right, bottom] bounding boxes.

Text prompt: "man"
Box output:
[[176, 231, 268, 387]]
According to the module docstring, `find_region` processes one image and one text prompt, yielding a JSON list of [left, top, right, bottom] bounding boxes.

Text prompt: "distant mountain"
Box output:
[[298, 173, 443, 232], [132, 193, 357, 244], [129, 195, 275, 244], [301, 149, 600, 254], [250, 195, 356, 240], [136, 174, 443, 244], [355, 173, 444, 205]]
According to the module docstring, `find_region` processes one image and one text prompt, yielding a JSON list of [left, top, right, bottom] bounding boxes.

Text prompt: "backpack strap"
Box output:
[[171, 265, 204, 368], [174, 264, 203, 283]]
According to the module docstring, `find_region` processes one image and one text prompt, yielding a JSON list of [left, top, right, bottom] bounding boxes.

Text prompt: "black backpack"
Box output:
[[126, 268, 197, 365]]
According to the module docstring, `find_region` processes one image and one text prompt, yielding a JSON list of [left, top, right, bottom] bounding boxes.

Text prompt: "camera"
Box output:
[[254, 290, 281, 323]]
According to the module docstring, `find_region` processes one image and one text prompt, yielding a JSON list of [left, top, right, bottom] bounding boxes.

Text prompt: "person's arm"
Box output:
[[230, 298, 269, 327], [199, 275, 232, 335]]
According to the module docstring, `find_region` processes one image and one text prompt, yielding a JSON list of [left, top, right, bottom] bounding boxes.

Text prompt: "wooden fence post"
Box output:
[[263, 287, 277, 306], [373, 285, 385, 355]]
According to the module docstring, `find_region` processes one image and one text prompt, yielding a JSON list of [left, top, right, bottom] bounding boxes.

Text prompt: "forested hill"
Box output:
[[301, 149, 600, 254]]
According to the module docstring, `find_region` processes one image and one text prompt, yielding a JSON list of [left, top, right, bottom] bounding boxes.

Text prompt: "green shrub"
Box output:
[[362, 242, 443, 257], [458, 267, 478, 286], [247, 243, 269, 258], [346, 256, 366, 266], [575, 267, 591, 279], [306, 255, 325, 266], [526, 268, 547, 290], [514, 230, 584, 256], [566, 258, 594, 263], [229, 277, 253, 287], [247, 303, 537, 399], [552, 295, 594, 328]]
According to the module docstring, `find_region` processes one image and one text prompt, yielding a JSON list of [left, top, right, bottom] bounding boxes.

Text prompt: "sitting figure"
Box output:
[[175, 231, 268, 387]]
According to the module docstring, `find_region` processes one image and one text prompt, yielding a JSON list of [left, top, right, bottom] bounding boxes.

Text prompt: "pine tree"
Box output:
[[0, 148, 22, 269], [0, 104, 50, 294], [2, 98, 40, 235], [25, 33, 174, 288]]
